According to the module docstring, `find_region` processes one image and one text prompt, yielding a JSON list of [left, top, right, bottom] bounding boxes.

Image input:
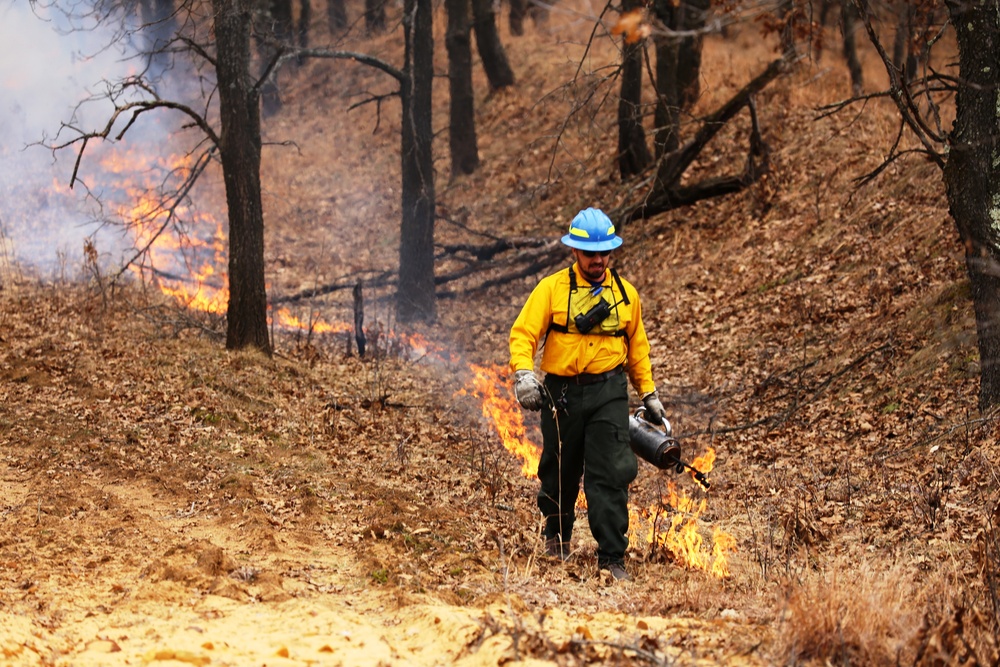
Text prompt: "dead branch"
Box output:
[[851, 0, 947, 167], [436, 253, 564, 298], [435, 239, 560, 283], [273, 269, 396, 304], [436, 237, 552, 262], [273, 238, 562, 305], [45, 90, 220, 190], [113, 145, 218, 284], [619, 56, 790, 225], [278, 48, 406, 82], [680, 341, 894, 439]]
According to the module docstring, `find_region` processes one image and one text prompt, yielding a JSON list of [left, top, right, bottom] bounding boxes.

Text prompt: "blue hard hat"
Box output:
[[560, 208, 623, 251]]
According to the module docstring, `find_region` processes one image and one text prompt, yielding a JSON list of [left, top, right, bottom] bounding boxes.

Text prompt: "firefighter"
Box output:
[[508, 207, 666, 582]]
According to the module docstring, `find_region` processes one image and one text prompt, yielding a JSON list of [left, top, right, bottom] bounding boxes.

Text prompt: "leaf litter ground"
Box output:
[[2, 5, 1000, 666]]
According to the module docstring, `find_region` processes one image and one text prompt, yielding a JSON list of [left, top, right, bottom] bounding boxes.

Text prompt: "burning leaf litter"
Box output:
[[465, 362, 735, 578]]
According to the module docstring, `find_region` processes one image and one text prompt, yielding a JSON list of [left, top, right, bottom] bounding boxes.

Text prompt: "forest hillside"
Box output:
[[1, 2, 999, 666]]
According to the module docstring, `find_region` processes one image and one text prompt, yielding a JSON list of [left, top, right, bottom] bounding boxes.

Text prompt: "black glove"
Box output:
[[514, 370, 545, 411]]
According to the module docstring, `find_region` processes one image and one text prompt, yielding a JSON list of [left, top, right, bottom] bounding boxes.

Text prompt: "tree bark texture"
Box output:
[[943, 0, 1000, 410], [446, 0, 480, 177], [617, 0, 651, 180], [397, 0, 437, 323], [652, 0, 680, 160], [212, 0, 272, 353], [471, 0, 515, 90]]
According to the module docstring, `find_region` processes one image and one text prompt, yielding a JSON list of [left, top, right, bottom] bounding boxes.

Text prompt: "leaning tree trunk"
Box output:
[[617, 0, 651, 180], [212, 0, 271, 354], [446, 0, 480, 177], [397, 0, 436, 323], [471, 0, 515, 90], [943, 0, 1000, 410]]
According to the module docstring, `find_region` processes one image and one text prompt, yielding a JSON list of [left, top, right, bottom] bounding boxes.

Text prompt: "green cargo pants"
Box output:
[[538, 371, 637, 566]]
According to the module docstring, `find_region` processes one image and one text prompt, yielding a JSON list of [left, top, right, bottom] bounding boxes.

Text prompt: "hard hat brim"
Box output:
[[560, 234, 624, 251]]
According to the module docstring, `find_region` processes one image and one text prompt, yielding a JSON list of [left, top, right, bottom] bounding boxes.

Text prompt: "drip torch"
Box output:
[[628, 408, 711, 489]]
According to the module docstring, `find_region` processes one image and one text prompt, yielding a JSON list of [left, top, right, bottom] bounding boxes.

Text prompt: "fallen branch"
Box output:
[[274, 238, 561, 304], [679, 341, 894, 438], [618, 56, 789, 225]]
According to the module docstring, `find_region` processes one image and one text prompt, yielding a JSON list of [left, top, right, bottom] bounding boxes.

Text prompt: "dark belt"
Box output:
[[550, 364, 625, 386]]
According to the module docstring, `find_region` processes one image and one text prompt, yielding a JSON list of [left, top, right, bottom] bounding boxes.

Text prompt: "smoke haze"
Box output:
[[0, 1, 181, 276]]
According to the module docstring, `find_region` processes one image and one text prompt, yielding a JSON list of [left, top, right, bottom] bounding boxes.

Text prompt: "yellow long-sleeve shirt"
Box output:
[[509, 263, 656, 396]]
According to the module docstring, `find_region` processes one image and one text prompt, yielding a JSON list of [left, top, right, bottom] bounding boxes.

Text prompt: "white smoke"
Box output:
[[0, 1, 192, 277]]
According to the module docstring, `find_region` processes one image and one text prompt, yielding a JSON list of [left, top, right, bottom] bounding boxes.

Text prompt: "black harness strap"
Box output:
[[547, 265, 630, 337]]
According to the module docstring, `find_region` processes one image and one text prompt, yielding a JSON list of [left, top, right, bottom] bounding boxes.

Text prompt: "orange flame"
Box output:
[[628, 472, 734, 577], [469, 363, 734, 578], [467, 363, 541, 477], [100, 142, 735, 578]]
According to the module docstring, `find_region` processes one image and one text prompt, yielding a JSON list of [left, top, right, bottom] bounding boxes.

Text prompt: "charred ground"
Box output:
[[2, 6, 999, 667]]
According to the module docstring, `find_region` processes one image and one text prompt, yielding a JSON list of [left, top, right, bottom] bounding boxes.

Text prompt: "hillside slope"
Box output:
[[2, 4, 1000, 666]]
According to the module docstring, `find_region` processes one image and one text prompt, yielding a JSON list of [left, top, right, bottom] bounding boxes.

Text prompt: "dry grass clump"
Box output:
[[776, 560, 925, 665]]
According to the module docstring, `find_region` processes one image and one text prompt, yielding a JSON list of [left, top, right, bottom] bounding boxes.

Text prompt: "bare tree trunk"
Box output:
[[892, 1, 916, 83], [509, 0, 527, 36], [943, 0, 1000, 410], [617, 0, 651, 180], [676, 0, 708, 108], [778, 0, 798, 58], [471, 0, 515, 90], [327, 0, 347, 32], [652, 0, 705, 163], [397, 0, 436, 323], [841, 0, 863, 95], [213, 0, 271, 354], [353, 281, 367, 357], [365, 0, 386, 33], [817, 0, 835, 28], [653, 0, 680, 161], [298, 0, 311, 50], [258, 0, 293, 117], [446, 0, 480, 176]]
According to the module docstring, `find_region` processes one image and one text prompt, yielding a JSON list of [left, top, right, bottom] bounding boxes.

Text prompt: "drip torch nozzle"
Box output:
[[629, 408, 712, 490]]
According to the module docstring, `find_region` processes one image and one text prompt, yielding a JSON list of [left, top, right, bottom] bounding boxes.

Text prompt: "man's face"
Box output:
[[573, 248, 611, 282]]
